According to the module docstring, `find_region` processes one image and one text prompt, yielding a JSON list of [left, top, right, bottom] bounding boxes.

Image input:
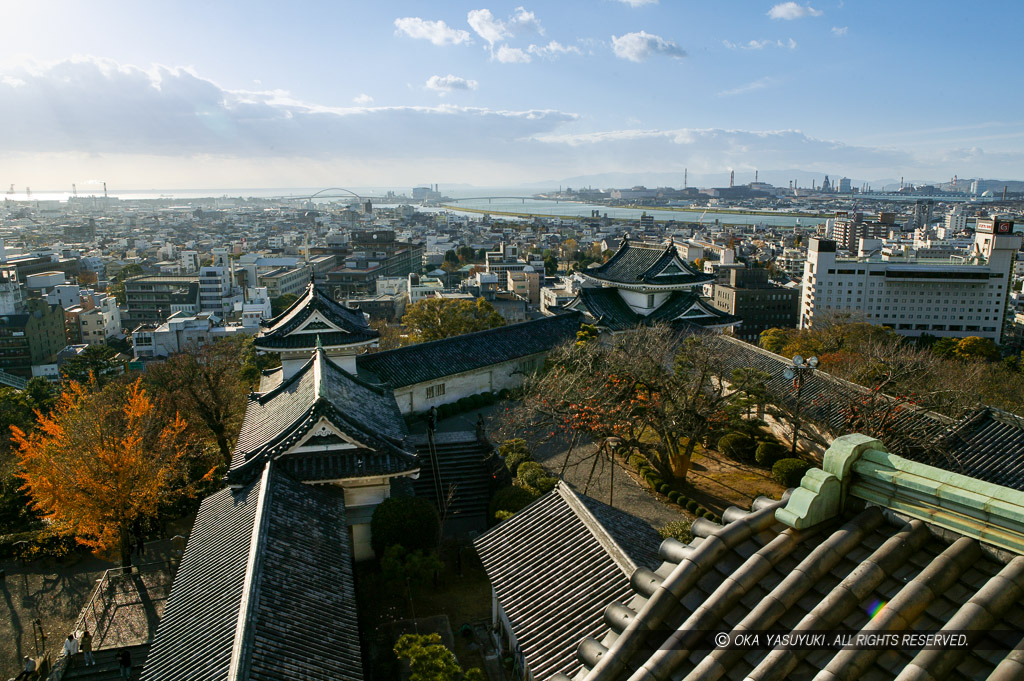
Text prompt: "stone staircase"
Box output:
[[412, 431, 506, 532], [61, 642, 149, 681]]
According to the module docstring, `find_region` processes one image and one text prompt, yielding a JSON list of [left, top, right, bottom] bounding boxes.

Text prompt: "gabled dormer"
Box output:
[[255, 279, 378, 377], [228, 343, 416, 486], [580, 236, 712, 291]]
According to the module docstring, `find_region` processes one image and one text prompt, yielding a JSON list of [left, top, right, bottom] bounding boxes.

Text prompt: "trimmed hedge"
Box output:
[[370, 496, 441, 557], [499, 439, 532, 476], [686, 499, 699, 513], [772, 458, 813, 487], [755, 441, 788, 468], [658, 483, 671, 495], [668, 491, 681, 503], [432, 391, 501, 421], [718, 433, 757, 463], [489, 485, 540, 523], [516, 462, 558, 496]]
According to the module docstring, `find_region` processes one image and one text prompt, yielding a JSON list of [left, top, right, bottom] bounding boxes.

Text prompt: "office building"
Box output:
[[800, 218, 1021, 342], [710, 268, 799, 343]]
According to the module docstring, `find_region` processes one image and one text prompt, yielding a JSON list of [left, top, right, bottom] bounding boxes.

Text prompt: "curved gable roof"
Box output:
[[583, 237, 712, 287], [230, 347, 414, 483], [256, 281, 378, 350]]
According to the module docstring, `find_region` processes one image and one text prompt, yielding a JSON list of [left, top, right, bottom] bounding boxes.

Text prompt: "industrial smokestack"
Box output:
[[729, 170, 734, 188], [103, 182, 107, 198], [755, 170, 758, 183], [1004, 185, 1008, 201]]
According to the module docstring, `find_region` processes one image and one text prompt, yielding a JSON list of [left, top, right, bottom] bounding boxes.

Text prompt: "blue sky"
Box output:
[[1, 0, 1022, 190]]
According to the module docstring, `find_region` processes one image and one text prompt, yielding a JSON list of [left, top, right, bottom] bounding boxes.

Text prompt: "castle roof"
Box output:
[[565, 288, 739, 332], [229, 345, 416, 484], [357, 312, 583, 389], [142, 463, 363, 681], [581, 237, 712, 289], [255, 280, 378, 351], [474, 482, 662, 681], [550, 435, 1024, 681]]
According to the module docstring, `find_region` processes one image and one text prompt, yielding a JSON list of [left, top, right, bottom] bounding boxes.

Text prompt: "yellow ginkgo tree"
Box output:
[[13, 378, 215, 566]]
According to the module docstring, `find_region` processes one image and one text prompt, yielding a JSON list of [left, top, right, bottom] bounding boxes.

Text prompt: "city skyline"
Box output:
[[2, 0, 1023, 189]]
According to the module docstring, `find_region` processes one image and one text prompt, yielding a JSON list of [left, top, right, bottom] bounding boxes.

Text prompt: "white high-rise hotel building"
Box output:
[[800, 218, 1020, 343]]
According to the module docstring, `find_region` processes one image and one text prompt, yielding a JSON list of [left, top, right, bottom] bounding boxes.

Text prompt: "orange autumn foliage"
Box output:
[[12, 378, 213, 564]]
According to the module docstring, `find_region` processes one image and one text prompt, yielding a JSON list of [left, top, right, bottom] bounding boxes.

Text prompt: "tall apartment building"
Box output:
[[944, 205, 968, 234], [800, 218, 1021, 343], [830, 211, 896, 253], [198, 266, 233, 316], [0, 298, 66, 377]]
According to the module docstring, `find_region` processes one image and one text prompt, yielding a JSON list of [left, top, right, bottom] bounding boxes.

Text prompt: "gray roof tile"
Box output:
[[143, 463, 363, 681], [256, 281, 378, 350], [357, 312, 583, 389], [566, 287, 739, 331], [230, 347, 416, 483], [474, 482, 662, 681], [141, 478, 263, 681], [583, 238, 712, 287], [554, 498, 1024, 681]]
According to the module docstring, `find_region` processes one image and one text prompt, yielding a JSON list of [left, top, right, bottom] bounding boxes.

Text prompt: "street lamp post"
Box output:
[[783, 355, 818, 457]]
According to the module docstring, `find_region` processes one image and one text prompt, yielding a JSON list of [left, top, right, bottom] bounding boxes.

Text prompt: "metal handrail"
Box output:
[[0, 368, 27, 390], [71, 560, 170, 648]]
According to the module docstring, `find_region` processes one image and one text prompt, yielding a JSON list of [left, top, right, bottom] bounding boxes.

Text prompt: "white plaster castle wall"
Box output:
[[393, 352, 547, 415]]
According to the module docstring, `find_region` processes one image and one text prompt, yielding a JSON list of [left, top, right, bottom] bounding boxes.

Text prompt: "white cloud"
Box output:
[[717, 77, 776, 97], [426, 74, 479, 93], [528, 41, 582, 58], [0, 57, 574, 160], [495, 45, 532, 63], [353, 93, 373, 105], [611, 31, 686, 62], [768, 2, 823, 20], [723, 38, 796, 50], [7, 56, 1016, 189], [615, 0, 658, 6], [510, 6, 543, 34], [832, 26, 848, 36], [394, 17, 471, 46], [467, 9, 509, 46]]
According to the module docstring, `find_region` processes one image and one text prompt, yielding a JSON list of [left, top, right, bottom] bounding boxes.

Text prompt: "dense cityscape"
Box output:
[[5, 1, 1024, 680]]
